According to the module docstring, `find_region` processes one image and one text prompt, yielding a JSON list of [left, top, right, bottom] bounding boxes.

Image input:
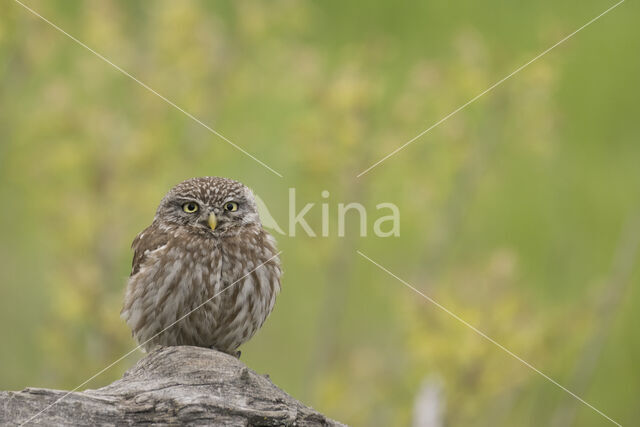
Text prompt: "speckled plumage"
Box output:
[[121, 177, 281, 354]]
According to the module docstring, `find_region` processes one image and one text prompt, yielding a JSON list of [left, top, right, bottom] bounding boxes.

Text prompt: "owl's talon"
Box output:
[[235, 350, 241, 359]]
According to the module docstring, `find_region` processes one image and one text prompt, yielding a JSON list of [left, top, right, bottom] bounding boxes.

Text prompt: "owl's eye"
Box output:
[[224, 201, 239, 212], [182, 202, 199, 213]]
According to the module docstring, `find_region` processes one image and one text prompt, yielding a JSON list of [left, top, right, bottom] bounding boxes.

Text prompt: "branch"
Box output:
[[1, 346, 345, 426]]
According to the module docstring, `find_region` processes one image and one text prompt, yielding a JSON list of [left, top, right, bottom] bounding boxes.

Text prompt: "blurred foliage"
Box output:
[[1, 1, 639, 426]]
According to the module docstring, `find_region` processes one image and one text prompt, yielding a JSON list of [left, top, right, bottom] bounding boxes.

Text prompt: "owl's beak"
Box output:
[[208, 212, 217, 230]]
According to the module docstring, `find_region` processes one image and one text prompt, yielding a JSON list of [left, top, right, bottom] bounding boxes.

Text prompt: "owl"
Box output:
[[121, 177, 281, 355]]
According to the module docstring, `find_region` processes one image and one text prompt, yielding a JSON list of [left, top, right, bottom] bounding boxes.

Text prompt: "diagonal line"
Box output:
[[18, 251, 282, 426], [13, 0, 283, 178], [356, 250, 622, 426], [357, 0, 625, 178]]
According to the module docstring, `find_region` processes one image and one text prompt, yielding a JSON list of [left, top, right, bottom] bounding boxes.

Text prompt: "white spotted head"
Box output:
[[154, 177, 261, 234]]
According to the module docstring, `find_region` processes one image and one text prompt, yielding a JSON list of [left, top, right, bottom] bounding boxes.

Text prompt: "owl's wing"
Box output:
[[130, 224, 171, 276]]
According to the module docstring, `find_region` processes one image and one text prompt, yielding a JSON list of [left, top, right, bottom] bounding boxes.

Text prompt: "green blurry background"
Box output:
[[1, 1, 639, 425]]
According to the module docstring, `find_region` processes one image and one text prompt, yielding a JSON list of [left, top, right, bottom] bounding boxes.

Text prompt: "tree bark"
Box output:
[[1, 346, 345, 426]]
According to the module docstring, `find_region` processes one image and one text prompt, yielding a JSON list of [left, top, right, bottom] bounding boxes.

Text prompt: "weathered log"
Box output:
[[1, 346, 344, 426]]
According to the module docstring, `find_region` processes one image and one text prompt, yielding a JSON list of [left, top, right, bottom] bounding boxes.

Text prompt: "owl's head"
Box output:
[[154, 177, 261, 235]]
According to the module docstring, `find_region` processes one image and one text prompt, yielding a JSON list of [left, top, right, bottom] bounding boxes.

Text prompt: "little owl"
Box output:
[[121, 177, 281, 355]]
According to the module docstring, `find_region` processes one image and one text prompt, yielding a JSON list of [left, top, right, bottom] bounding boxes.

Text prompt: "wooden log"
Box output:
[[1, 346, 344, 426]]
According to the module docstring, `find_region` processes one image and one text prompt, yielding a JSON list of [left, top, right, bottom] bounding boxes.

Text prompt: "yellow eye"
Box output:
[[182, 202, 199, 213], [224, 201, 238, 212]]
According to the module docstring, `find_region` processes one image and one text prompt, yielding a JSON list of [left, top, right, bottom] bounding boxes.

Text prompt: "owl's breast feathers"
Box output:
[[122, 222, 281, 353]]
